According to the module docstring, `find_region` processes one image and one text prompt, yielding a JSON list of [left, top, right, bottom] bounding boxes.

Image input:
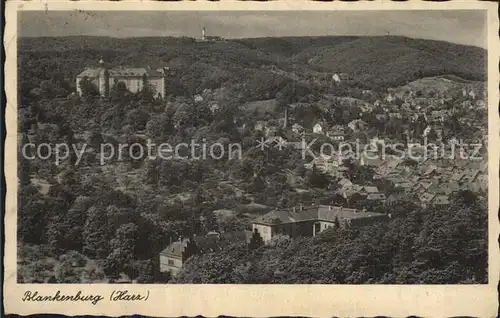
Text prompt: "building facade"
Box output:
[[252, 205, 388, 244], [159, 231, 252, 277], [76, 61, 167, 98]]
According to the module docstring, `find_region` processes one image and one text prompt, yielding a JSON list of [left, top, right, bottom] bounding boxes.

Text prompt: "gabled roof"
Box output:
[[77, 68, 103, 78], [338, 178, 353, 188], [419, 180, 433, 189], [362, 186, 379, 193], [159, 231, 251, 257], [387, 192, 410, 202], [160, 239, 189, 258], [367, 193, 386, 200], [420, 193, 435, 202]]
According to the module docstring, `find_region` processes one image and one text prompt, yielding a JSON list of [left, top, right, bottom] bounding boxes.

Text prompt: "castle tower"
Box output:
[[98, 58, 110, 97]]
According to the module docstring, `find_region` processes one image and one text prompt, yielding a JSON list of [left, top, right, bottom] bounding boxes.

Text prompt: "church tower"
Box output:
[[201, 27, 206, 41]]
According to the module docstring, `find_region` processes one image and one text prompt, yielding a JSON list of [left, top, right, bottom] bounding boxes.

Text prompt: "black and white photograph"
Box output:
[[13, 8, 492, 287]]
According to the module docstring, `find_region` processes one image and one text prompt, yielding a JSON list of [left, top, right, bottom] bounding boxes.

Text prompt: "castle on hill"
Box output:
[[76, 59, 169, 98]]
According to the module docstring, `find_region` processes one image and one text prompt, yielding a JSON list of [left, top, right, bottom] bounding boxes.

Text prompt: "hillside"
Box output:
[[19, 35, 486, 96], [394, 75, 485, 97]]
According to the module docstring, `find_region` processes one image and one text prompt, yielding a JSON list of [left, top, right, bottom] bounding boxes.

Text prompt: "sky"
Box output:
[[19, 10, 487, 48]]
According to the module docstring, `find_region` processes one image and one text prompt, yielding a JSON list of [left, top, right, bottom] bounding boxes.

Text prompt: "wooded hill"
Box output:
[[19, 35, 486, 98]]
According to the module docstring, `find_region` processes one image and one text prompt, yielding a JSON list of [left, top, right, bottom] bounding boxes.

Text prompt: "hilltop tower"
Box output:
[[201, 27, 206, 41]]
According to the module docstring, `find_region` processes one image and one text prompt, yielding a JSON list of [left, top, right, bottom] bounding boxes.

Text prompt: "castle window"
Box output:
[[168, 259, 174, 266]]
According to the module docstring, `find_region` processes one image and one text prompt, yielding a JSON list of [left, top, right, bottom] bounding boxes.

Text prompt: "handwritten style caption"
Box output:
[[22, 289, 150, 305]]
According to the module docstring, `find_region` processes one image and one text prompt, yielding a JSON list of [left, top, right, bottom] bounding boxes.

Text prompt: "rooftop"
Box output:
[[253, 205, 386, 225], [77, 66, 164, 78], [160, 230, 252, 257]]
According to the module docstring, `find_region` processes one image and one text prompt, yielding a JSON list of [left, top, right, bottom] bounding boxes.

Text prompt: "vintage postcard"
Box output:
[[4, 1, 499, 317]]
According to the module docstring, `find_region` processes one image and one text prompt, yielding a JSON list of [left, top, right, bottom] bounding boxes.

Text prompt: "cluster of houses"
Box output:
[[156, 76, 487, 278], [305, 145, 487, 208]]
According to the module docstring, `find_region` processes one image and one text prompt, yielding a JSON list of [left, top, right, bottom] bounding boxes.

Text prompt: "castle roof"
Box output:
[[77, 66, 164, 78]]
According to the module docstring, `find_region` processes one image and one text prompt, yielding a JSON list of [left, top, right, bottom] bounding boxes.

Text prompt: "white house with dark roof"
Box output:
[[252, 205, 388, 243], [313, 123, 323, 134]]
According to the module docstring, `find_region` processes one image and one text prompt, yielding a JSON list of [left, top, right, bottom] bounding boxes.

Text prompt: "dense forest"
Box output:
[[18, 35, 486, 105], [17, 35, 488, 283]]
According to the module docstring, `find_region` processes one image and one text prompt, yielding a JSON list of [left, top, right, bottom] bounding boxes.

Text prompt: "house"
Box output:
[[419, 180, 434, 191], [332, 73, 341, 85], [419, 193, 436, 206], [476, 174, 488, 187], [460, 169, 480, 183], [463, 182, 482, 193], [252, 205, 388, 243], [376, 159, 400, 175], [476, 100, 486, 109], [265, 126, 278, 137], [386, 192, 411, 205], [76, 60, 166, 98], [291, 123, 305, 135], [359, 186, 380, 196], [359, 153, 384, 168], [347, 119, 367, 132], [437, 183, 460, 195], [194, 94, 204, 103], [469, 89, 476, 100], [394, 182, 414, 192], [367, 193, 387, 202], [159, 231, 252, 276], [450, 172, 465, 183], [431, 195, 450, 205], [422, 165, 439, 177], [254, 121, 266, 132], [313, 123, 323, 134], [338, 178, 353, 189], [209, 102, 220, 114], [431, 110, 445, 122], [326, 125, 345, 141]]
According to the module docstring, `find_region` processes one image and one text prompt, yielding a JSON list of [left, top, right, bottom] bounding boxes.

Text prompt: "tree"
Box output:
[[110, 80, 129, 102], [79, 77, 99, 99], [125, 108, 151, 132], [306, 164, 330, 189], [106, 223, 140, 277], [145, 113, 173, 141], [334, 216, 341, 228], [87, 130, 104, 151], [83, 206, 110, 259], [249, 229, 264, 250]]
